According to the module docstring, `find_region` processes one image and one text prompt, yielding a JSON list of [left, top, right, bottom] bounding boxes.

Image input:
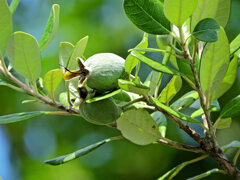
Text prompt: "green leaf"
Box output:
[[6, 31, 41, 82], [86, 89, 122, 103], [200, 27, 229, 100], [0, 111, 47, 124], [192, 18, 220, 42], [0, 0, 12, 56], [213, 117, 231, 129], [45, 136, 122, 165], [176, 58, 194, 82], [220, 95, 240, 118], [9, 0, 20, 14], [164, 0, 197, 27], [222, 141, 240, 151], [117, 109, 161, 145], [212, 54, 238, 100], [214, 0, 231, 28], [66, 36, 88, 70], [160, 76, 182, 105], [125, 33, 148, 74], [59, 42, 74, 71], [191, 0, 230, 30], [158, 155, 208, 180], [151, 111, 167, 137], [191, 100, 220, 118], [187, 168, 225, 180], [43, 69, 63, 95], [230, 34, 240, 55], [123, 0, 170, 35], [149, 71, 161, 96], [39, 4, 60, 51], [155, 35, 173, 50], [150, 97, 200, 124], [131, 51, 180, 75], [118, 79, 149, 96], [171, 91, 198, 111]]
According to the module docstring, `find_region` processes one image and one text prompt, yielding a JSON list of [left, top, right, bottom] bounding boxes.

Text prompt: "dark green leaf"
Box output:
[[131, 51, 180, 75], [117, 109, 161, 145], [0, 111, 47, 124], [0, 0, 12, 56], [45, 136, 122, 165], [150, 97, 200, 124], [230, 34, 240, 55], [124, 0, 170, 35], [39, 4, 60, 51], [192, 18, 220, 42], [222, 141, 240, 151], [125, 33, 148, 74], [164, 0, 197, 27], [86, 89, 122, 103], [6, 31, 41, 82], [118, 79, 149, 96], [9, 0, 19, 14], [220, 95, 240, 118]]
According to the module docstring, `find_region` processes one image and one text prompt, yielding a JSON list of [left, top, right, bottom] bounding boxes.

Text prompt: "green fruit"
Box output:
[[84, 53, 127, 92], [80, 98, 121, 125]]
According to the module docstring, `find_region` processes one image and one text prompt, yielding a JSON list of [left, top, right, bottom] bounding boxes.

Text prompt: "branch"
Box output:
[[0, 66, 79, 114], [157, 138, 205, 153]]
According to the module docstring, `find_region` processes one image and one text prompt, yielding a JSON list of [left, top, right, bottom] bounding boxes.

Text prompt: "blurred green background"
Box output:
[[1, 0, 240, 179]]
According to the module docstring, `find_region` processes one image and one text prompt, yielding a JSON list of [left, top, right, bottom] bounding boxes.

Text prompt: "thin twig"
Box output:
[[157, 138, 205, 153]]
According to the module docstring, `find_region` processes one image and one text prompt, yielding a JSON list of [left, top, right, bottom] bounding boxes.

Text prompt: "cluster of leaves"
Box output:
[[1, 0, 240, 179]]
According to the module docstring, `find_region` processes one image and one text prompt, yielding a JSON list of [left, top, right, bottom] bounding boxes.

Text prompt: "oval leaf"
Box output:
[[150, 97, 200, 124], [45, 136, 121, 165], [160, 75, 182, 105], [191, 0, 230, 29], [220, 95, 240, 118], [0, 0, 12, 56], [6, 31, 41, 82], [200, 27, 229, 99], [118, 79, 149, 96], [0, 111, 47, 124], [125, 33, 148, 74], [66, 36, 88, 70], [131, 51, 180, 75], [124, 0, 170, 35], [39, 4, 60, 51], [164, 0, 197, 27], [43, 69, 63, 94], [212, 54, 238, 100], [192, 18, 220, 42], [117, 109, 161, 145], [59, 42, 74, 71]]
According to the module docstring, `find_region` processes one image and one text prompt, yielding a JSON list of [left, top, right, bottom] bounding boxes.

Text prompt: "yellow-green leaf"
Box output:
[[43, 69, 63, 94], [164, 0, 197, 27]]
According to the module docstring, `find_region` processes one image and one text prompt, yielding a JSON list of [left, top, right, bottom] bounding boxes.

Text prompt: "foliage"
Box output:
[[1, 0, 240, 179]]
